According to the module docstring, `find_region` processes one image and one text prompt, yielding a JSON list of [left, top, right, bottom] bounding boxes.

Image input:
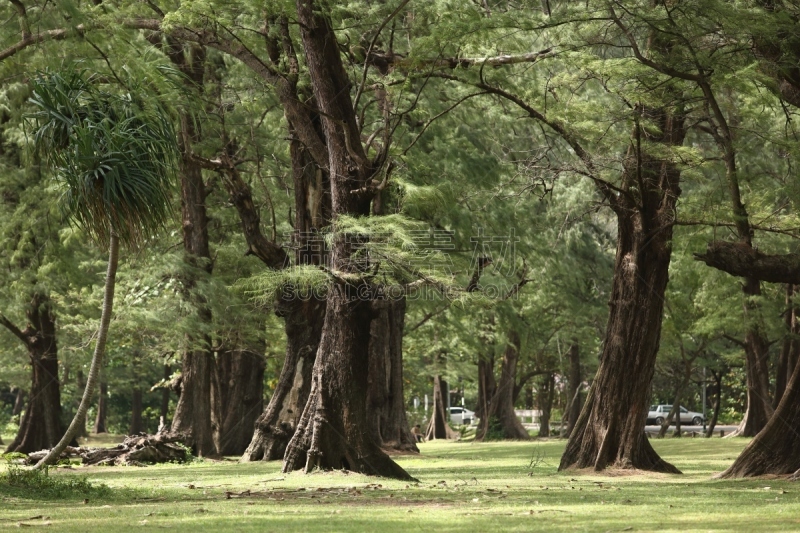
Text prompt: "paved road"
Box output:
[[644, 424, 738, 436]]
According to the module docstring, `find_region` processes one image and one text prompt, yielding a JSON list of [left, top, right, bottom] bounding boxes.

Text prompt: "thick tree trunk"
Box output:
[[775, 284, 798, 407], [720, 345, 800, 477], [559, 107, 685, 474], [476, 331, 529, 440], [564, 343, 582, 439], [243, 298, 325, 461], [94, 381, 108, 434], [4, 295, 65, 454], [368, 297, 418, 452], [733, 300, 774, 437], [162, 42, 217, 457], [537, 373, 555, 438], [426, 375, 457, 440], [214, 346, 266, 455], [476, 354, 496, 433], [280, 0, 411, 479], [130, 387, 144, 435]]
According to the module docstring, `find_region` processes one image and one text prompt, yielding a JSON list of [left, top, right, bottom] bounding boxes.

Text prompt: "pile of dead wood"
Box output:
[[26, 432, 188, 466]]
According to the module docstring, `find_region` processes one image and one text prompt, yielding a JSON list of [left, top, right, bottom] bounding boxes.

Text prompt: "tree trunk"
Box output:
[[368, 297, 418, 452], [775, 284, 798, 407], [12, 388, 25, 416], [564, 343, 582, 439], [705, 370, 722, 438], [130, 387, 144, 435], [94, 381, 108, 434], [162, 42, 217, 457], [733, 306, 774, 437], [243, 298, 325, 461], [537, 373, 555, 438], [425, 375, 457, 441], [160, 364, 171, 424], [559, 107, 685, 474], [720, 342, 800, 477], [214, 346, 266, 455], [476, 330, 529, 440], [475, 353, 496, 437], [280, 0, 412, 480], [3, 294, 65, 454], [36, 233, 119, 468]]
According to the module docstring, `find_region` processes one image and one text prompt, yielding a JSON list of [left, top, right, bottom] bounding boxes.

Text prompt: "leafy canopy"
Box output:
[[27, 65, 178, 249]]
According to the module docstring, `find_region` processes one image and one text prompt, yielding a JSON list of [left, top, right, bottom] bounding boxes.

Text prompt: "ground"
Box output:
[[1, 437, 798, 532]]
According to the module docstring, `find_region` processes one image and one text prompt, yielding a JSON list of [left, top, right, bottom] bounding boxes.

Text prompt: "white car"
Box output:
[[449, 406, 475, 425], [647, 404, 705, 426]]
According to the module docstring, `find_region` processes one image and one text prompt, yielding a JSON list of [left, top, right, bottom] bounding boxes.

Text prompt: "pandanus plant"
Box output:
[[28, 67, 177, 468]]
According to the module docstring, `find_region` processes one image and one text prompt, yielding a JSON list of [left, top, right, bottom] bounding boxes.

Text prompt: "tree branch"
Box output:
[[0, 313, 30, 346], [694, 240, 800, 285]]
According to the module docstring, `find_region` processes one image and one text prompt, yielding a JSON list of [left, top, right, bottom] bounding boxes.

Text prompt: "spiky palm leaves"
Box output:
[[29, 67, 176, 248], [28, 66, 177, 468]]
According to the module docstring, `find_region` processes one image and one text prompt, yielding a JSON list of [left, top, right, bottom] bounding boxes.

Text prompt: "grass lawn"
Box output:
[[1, 438, 797, 532]]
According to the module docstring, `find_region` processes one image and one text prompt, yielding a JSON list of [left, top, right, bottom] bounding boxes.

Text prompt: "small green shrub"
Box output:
[[0, 459, 109, 499]]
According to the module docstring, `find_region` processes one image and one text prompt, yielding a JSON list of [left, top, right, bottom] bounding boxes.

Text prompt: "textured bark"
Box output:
[[214, 346, 266, 455], [164, 41, 217, 457], [426, 376, 457, 440], [775, 284, 799, 407], [695, 242, 800, 285], [564, 343, 582, 439], [537, 373, 555, 438], [3, 294, 65, 454], [94, 381, 108, 434], [280, 0, 411, 479], [720, 345, 800, 477], [476, 330, 529, 441], [559, 107, 685, 474], [733, 309, 774, 437], [243, 299, 325, 461], [74, 371, 88, 439], [368, 297, 418, 452]]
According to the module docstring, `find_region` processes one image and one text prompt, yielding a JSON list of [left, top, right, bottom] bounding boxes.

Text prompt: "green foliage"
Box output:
[[28, 65, 178, 249], [0, 460, 109, 499]]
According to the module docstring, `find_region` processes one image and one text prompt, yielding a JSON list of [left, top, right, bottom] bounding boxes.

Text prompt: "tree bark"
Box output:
[[559, 107, 685, 474], [425, 375, 457, 440], [476, 330, 529, 440], [564, 343, 582, 439], [161, 41, 217, 457], [214, 346, 266, 455], [243, 298, 325, 461], [3, 293, 66, 454], [94, 381, 108, 434], [775, 284, 799, 407], [280, 0, 412, 479], [705, 370, 722, 438], [537, 372, 555, 438], [720, 343, 800, 477], [368, 297, 419, 452], [695, 242, 800, 284], [733, 315, 774, 437]]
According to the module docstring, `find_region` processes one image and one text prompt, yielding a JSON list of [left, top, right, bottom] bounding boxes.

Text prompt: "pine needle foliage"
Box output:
[[27, 65, 178, 249]]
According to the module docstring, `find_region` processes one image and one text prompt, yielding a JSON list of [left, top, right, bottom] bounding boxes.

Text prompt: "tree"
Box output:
[[28, 67, 176, 467]]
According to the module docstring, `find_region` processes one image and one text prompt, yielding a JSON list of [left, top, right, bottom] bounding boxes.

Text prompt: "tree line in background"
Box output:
[[0, 0, 800, 479]]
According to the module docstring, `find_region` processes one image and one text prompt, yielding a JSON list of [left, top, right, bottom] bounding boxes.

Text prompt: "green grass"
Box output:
[[0, 438, 797, 532]]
